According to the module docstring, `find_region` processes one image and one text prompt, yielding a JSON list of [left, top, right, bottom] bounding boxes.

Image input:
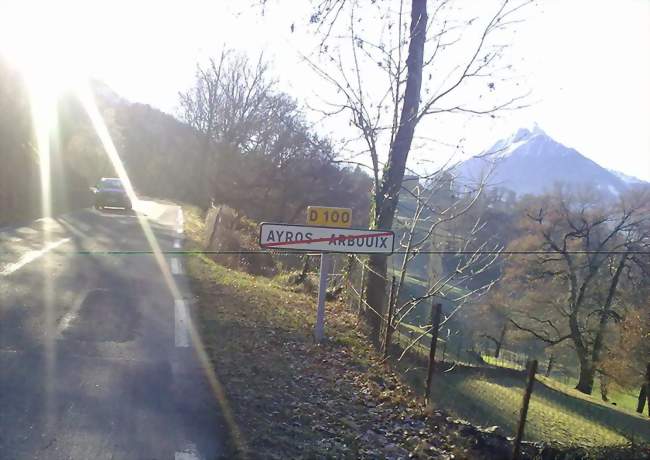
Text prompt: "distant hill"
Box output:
[[456, 125, 647, 197]]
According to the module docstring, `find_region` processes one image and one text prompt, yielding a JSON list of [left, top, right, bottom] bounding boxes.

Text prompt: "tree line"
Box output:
[[177, 50, 371, 224], [455, 185, 650, 397]]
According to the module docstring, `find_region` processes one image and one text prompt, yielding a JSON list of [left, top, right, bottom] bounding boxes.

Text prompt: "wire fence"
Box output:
[[339, 254, 650, 448]]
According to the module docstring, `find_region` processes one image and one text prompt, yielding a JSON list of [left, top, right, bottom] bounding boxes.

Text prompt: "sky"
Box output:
[[0, 0, 648, 180]]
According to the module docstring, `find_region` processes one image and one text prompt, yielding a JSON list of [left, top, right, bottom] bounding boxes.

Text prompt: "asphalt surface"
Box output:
[[0, 201, 224, 460]]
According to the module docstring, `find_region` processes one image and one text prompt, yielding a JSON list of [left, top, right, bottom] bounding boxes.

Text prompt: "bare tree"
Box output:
[[378, 170, 503, 360], [177, 50, 373, 222], [302, 0, 530, 341], [178, 50, 278, 203], [178, 50, 278, 154], [504, 187, 650, 394]]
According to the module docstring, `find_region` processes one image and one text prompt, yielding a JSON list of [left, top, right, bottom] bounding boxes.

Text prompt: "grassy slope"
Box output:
[[393, 322, 649, 447], [480, 356, 643, 415], [182, 206, 480, 459], [183, 213, 373, 457], [424, 369, 650, 447], [536, 376, 644, 421], [182, 205, 649, 455]]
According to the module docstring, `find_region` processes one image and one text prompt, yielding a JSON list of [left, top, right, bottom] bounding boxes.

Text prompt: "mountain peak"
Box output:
[[485, 123, 548, 158], [458, 126, 638, 197], [510, 123, 546, 144]]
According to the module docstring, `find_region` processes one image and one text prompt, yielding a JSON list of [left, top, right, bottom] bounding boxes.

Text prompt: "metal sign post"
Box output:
[[314, 253, 331, 343]]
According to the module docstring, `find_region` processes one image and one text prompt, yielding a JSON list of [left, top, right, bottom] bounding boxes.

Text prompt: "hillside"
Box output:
[[0, 59, 371, 227]]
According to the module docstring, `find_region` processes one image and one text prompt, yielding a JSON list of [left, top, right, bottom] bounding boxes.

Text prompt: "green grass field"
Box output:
[[422, 368, 650, 447], [479, 354, 643, 415], [393, 322, 649, 446]]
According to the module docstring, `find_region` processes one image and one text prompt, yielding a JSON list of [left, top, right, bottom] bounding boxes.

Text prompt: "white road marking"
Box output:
[[18, 228, 37, 235], [175, 445, 201, 460], [174, 299, 190, 348], [170, 257, 183, 275], [0, 238, 70, 276], [58, 311, 77, 333], [176, 208, 184, 234], [173, 239, 182, 249], [57, 288, 101, 335]]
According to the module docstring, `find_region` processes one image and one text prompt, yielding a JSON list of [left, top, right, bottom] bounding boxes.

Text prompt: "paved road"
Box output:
[[0, 202, 224, 459]]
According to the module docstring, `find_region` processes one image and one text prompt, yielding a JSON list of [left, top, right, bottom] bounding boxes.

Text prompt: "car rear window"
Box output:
[[100, 179, 124, 189]]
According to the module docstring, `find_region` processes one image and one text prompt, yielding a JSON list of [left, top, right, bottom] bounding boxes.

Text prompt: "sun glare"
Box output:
[[0, 0, 91, 96], [1, 1, 244, 438]]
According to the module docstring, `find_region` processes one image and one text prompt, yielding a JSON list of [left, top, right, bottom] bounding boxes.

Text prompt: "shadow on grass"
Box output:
[[529, 376, 650, 443], [392, 353, 649, 446]]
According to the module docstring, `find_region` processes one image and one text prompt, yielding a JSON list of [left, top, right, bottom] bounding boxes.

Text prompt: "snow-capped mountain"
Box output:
[[456, 125, 647, 197]]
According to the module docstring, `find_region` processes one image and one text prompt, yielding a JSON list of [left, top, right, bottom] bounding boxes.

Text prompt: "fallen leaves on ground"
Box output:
[[187, 255, 521, 460]]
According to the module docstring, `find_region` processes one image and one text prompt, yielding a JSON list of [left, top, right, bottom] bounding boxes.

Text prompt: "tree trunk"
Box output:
[[494, 341, 502, 359], [599, 373, 609, 402], [569, 310, 594, 394], [637, 385, 647, 415], [495, 323, 507, 358], [365, 253, 387, 344], [638, 363, 650, 416], [363, 0, 427, 344], [545, 355, 554, 377], [590, 254, 626, 397], [575, 354, 595, 394], [296, 255, 310, 284]]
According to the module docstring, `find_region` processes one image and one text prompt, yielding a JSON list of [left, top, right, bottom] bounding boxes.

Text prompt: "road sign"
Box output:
[[305, 206, 352, 343], [259, 223, 394, 254], [307, 206, 352, 228]]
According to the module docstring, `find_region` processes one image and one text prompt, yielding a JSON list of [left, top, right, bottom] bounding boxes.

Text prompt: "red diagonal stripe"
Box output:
[[262, 230, 393, 247]]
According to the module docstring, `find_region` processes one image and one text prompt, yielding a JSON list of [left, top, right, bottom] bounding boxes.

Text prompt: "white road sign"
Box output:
[[259, 223, 394, 254]]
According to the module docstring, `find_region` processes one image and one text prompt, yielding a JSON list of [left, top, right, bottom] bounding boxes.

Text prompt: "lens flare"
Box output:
[[76, 84, 246, 452], [25, 72, 59, 430], [10, 0, 245, 441]]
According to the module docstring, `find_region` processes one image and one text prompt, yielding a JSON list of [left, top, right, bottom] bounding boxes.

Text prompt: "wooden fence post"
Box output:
[[637, 363, 650, 416], [512, 360, 538, 460], [383, 276, 397, 359], [424, 303, 442, 405], [357, 263, 366, 316], [545, 355, 554, 377], [344, 255, 353, 308]]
